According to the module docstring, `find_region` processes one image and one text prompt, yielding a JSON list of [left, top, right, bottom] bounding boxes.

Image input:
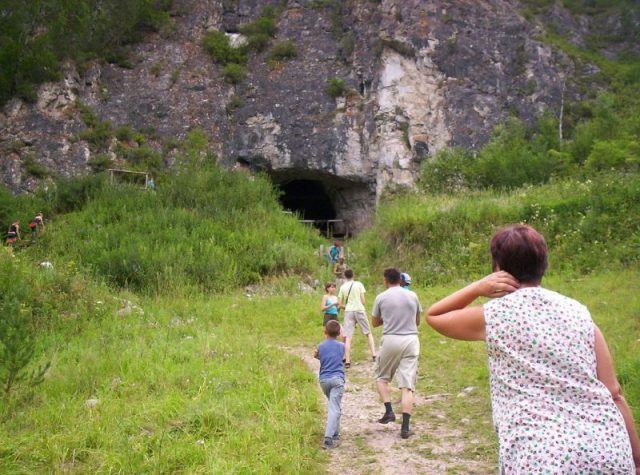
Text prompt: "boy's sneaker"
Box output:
[[377, 412, 396, 424], [322, 437, 334, 449], [332, 434, 341, 441]]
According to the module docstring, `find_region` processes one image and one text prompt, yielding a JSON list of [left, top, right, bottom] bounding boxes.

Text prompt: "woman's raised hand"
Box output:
[[475, 271, 520, 298]]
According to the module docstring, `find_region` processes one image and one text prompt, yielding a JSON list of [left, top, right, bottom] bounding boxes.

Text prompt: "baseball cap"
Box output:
[[400, 272, 412, 284]]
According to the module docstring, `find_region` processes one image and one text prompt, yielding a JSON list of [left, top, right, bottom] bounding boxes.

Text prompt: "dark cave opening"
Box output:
[[266, 168, 374, 237], [278, 179, 336, 222]]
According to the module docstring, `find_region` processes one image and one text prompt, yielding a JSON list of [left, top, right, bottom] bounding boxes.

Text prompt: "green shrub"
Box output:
[[78, 120, 114, 151], [223, 63, 246, 84], [269, 40, 297, 61], [0, 252, 50, 401], [225, 95, 243, 115], [123, 146, 163, 173], [87, 154, 113, 173], [240, 16, 277, 38], [325, 78, 346, 98], [339, 33, 355, 62], [115, 125, 136, 142], [247, 32, 271, 52], [422, 118, 558, 192], [236, 14, 279, 53], [472, 118, 556, 189], [420, 147, 474, 193], [78, 103, 100, 128], [170, 68, 181, 88], [585, 138, 640, 171], [202, 31, 247, 65], [150, 62, 163, 77], [22, 156, 50, 179], [49, 174, 107, 213], [380, 38, 416, 58]]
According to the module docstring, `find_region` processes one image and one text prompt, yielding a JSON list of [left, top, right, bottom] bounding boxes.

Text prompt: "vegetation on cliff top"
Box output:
[[0, 0, 174, 105]]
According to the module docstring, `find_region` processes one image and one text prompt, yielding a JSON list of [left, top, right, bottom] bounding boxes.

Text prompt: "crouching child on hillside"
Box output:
[[314, 320, 345, 449]]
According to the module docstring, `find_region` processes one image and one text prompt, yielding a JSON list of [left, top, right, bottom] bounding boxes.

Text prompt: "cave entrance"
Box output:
[[278, 179, 341, 235], [266, 169, 375, 237]]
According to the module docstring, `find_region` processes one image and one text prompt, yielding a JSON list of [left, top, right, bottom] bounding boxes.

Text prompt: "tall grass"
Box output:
[[2, 253, 636, 472], [354, 172, 640, 287], [1, 160, 639, 472], [29, 165, 322, 294], [0, 258, 325, 472]]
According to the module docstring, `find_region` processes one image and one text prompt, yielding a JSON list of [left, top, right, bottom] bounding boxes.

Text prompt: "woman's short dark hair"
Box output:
[[324, 282, 335, 291], [490, 224, 548, 284], [383, 267, 401, 285]]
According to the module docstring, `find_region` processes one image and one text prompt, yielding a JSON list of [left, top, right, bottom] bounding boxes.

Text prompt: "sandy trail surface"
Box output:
[[284, 346, 494, 475]]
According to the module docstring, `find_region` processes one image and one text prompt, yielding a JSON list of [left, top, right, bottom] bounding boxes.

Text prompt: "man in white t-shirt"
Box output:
[[338, 269, 376, 367], [371, 267, 422, 439]]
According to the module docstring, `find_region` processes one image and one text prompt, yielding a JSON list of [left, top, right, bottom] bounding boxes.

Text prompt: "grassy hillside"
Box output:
[[1, 163, 639, 472], [1, 253, 637, 472], [0, 162, 326, 471], [354, 172, 639, 286], [14, 164, 322, 294], [0, 249, 326, 473]]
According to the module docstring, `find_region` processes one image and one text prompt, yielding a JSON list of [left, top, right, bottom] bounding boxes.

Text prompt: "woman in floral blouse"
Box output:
[[426, 224, 640, 474]]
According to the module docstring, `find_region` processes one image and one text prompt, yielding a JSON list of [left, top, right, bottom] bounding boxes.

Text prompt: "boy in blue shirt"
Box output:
[[314, 320, 345, 449]]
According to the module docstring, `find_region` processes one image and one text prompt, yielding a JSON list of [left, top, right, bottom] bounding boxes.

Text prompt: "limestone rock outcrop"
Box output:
[[0, 0, 613, 232]]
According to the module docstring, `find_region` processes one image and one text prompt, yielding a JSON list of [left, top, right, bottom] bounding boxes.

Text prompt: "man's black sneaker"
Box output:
[[400, 429, 414, 439], [322, 437, 335, 449], [377, 412, 396, 424]]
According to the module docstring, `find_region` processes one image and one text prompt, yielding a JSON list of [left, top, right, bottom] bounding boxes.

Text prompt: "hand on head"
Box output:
[[477, 271, 520, 298]]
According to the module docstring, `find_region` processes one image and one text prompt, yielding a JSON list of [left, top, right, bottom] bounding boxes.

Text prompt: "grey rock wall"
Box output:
[[0, 0, 604, 232]]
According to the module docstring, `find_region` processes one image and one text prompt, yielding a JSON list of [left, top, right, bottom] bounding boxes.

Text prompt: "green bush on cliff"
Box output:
[[202, 31, 247, 66], [222, 63, 246, 84], [88, 154, 114, 173], [21, 156, 51, 179], [0, 0, 173, 106], [269, 40, 297, 61], [421, 117, 557, 191], [325, 78, 346, 98], [239, 16, 277, 38], [122, 146, 164, 173]]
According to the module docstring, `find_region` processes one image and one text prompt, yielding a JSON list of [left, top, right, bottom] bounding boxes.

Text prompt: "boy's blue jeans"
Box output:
[[320, 377, 344, 439]]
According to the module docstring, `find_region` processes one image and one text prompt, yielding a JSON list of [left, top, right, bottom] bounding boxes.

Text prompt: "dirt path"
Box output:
[[283, 346, 493, 475]]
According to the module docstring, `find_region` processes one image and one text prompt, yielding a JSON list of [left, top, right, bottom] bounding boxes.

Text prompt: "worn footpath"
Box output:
[[284, 347, 494, 475]]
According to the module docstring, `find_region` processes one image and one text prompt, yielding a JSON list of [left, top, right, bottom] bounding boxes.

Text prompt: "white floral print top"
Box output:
[[484, 287, 634, 474]]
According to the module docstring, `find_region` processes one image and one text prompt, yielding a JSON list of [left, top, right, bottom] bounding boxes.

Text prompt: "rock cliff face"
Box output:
[[0, 0, 599, 232]]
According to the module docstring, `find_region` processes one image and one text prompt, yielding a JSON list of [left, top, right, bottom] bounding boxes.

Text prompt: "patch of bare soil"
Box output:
[[283, 346, 493, 475]]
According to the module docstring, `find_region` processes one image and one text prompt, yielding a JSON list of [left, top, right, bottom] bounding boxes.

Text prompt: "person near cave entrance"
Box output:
[[327, 240, 343, 264], [333, 257, 347, 288]]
